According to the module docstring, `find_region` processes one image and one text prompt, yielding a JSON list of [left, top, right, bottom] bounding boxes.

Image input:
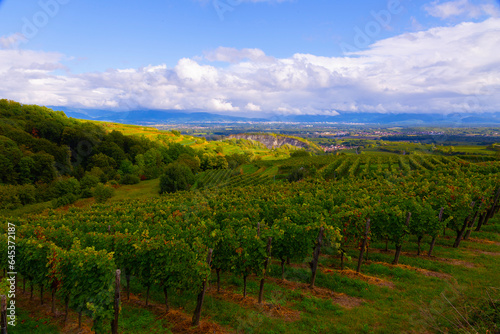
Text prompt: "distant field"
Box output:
[[453, 145, 495, 154]]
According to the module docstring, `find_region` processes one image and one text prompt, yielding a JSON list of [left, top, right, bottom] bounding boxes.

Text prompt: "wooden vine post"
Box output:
[[258, 237, 272, 304], [464, 205, 481, 240], [393, 212, 411, 265], [487, 188, 500, 221], [474, 213, 486, 232], [310, 227, 324, 288], [356, 219, 371, 273], [340, 249, 345, 270], [476, 188, 500, 231], [280, 258, 286, 280], [111, 269, 121, 334], [454, 202, 475, 248], [428, 207, 444, 257], [192, 249, 213, 327]]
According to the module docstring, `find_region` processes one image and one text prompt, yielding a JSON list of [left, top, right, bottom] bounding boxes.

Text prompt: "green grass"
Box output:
[[0, 201, 52, 219], [241, 164, 261, 174], [119, 304, 173, 333], [110, 179, 160, 202], [10, 308, 59, 334], [453, 145, 495, 154]]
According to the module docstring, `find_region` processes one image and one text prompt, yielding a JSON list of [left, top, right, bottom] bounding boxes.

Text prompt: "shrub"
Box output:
[[51, 177, 81, 198], [17, 184, 36, 205], [108, 180, 119, 188], [159, 163, 195, 194], [290, 150, 311, 158], [52, 193, 79, 208], [0, 184, 37, 210], [120, 174, 140, 185], [287, 167, 306, 183], [0, 185, 21, 210], [80, 174, 100, 189], [93, 183, 114, 203], [81, 188, 93, 198]]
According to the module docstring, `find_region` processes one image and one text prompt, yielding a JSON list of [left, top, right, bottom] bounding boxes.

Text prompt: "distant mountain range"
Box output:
[[50, 106, 500, 126]]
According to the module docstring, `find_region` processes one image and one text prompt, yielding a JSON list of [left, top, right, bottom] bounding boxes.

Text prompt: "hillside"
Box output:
[[227, 133, 322, 152], [0, 100, 282, 213]]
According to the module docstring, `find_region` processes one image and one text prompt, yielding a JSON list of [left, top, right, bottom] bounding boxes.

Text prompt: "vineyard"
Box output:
[[193, 154, 461, 191], [1, 155, 500, 333], [193, 167, 274, 190]]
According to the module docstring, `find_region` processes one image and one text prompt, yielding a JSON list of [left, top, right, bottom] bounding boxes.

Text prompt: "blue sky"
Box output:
[[0, 0, 499, 115]]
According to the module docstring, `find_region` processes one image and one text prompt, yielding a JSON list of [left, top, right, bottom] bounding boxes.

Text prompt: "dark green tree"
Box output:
[[159, 163, 195, 194]]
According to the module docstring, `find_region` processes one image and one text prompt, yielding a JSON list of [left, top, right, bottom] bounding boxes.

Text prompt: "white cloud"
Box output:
[[208, 98, 240, 111], [424, 0, 499, 19], [204, 47, 273, 63], [245, 102, 262, 111], [0, 18, 499, 115], [410, 16, 424, 31], [0, 33, 26, 49]]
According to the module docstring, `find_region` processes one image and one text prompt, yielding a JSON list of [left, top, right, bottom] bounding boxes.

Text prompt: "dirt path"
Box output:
[[321, 267, 395, 289], [464, 238, 500, 246], [467, 250, 500, 256], [441, 236, 500, 246], [275, 258, 394, 289], [368, 247, 477, 268], [366, 261, 453, 280], [265, 277, 365, 309], [207, 286, 301, 321]]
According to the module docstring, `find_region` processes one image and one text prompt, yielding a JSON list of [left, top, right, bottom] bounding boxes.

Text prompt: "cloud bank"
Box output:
[[0, 18, 499, 115], [424, 0, 500, 19]]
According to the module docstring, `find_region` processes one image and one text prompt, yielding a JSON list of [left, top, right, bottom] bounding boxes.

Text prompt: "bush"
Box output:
[[0, 185, 21, 210], [290, 150, 311, 158], [108, 180, 119, 188], [159, 163, 195, 194], [120, 174, 140, 185], [0, 184, 37, 210], [80, 174, 100, 189], [17, 184, 36, 205], [287, 167, 306, 182], [93, 183, 114, 203], [81, 188, 93, 198], [34, 182, 52, 202], [51, 177, 81, 198], [52, 193, 79, 208]]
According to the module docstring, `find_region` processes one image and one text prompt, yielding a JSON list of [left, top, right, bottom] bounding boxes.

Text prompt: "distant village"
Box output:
[[322, 144, 359, 153]]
